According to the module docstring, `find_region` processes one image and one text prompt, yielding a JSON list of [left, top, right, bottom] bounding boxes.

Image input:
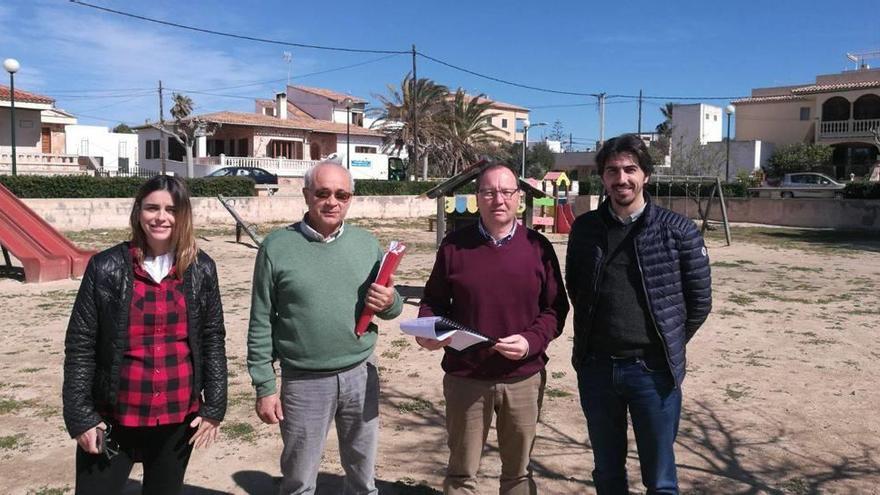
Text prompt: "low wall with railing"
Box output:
[[23, 195, 438, 231]]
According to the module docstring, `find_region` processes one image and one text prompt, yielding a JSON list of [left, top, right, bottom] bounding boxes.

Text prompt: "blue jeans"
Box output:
[[576, 354, 681, 495]]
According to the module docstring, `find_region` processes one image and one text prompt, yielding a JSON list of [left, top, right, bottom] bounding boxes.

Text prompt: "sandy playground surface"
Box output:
[[0, 218, 879, 494]]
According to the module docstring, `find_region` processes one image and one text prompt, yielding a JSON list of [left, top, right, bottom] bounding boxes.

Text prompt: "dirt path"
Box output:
[[1, 221, 878, 494]]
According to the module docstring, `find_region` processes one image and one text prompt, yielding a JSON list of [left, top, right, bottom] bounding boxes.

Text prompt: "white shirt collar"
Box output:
[[142, 251, 175, 283], [611, 203, 646, 225], [299, 214, 345, 243]]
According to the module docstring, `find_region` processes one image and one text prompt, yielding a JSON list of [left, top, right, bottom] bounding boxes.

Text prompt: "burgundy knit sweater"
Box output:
[[418, 224, 569, 380]]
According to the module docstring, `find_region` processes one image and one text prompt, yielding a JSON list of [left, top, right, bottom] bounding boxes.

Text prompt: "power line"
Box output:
[[66, 1, 751, 105], [174, 53, 403, 93], [69, 0, 409, 55], [418, 51, 599, 97]]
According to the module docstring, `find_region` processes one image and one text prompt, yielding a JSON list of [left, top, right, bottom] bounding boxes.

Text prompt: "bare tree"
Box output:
[[152, 93, 218, 177]]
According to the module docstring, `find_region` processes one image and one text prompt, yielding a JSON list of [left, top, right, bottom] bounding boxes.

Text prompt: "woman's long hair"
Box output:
[[129, 175, 197, 277]]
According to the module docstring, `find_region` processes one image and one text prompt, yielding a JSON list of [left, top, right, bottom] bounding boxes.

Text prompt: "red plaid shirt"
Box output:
[[114, 249, 198, 426]]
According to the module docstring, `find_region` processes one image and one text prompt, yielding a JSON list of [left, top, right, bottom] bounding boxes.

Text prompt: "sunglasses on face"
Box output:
[[310, 188, 353, 202]]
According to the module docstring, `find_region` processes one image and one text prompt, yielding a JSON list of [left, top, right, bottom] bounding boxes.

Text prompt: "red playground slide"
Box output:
[[555, 203, 576, 234], [0, 183, 93, 283]]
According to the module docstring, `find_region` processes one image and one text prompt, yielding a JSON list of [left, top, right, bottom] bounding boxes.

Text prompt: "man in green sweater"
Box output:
[[247, 162, 402, 495]]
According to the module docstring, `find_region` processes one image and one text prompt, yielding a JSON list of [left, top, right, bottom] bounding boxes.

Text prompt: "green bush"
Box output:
[[0, 175, 255, 198], [843, 181, 880, 199]]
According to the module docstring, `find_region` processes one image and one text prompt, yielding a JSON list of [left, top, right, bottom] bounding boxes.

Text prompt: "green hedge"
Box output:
[[843, 181, 880, 199], [354, 179, 476, 196], [0, 175, 255, 198]]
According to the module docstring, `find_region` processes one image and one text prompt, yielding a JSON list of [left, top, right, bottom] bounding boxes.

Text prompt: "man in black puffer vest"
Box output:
[[567, 134, 711, 494]]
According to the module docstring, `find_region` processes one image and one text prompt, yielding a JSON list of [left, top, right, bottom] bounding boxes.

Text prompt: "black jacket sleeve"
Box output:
[[679, 220, 712, 341], [62, 258, 105, 438], [198, 256, 228, 422]]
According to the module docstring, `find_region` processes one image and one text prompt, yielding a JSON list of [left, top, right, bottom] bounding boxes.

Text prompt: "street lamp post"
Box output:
[[520, 120, 547, 178], [725, 104, 735, 182], [4, 58, 20, 176], [343, 97, 353, 170]]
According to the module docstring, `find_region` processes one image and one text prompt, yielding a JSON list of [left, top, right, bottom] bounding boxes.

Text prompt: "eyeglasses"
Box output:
[[310, 188, 353, 202], [97, 424, 120, 461], [477, 188, 520, 200]]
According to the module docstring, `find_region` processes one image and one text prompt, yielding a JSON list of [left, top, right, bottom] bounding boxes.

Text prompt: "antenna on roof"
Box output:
[[283, 51, 293, 88], [845, 50, 880, 70]]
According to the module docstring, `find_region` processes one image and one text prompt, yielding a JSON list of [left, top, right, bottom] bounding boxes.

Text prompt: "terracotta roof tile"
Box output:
[[731, 94, 807, 105], [791, 80, 880, 94], [0, 84, 54, 104], [450, 94, 529, 112], [255, 98, 317, 119], [290, 85, 366, 104], [193, 111, 383, 137]]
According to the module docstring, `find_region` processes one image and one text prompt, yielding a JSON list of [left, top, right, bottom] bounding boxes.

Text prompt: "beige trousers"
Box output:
[[442, 370, 546, 495]]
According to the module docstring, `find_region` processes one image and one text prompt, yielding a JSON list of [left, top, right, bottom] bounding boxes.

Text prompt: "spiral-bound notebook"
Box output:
[[399, 316, 496, 351]]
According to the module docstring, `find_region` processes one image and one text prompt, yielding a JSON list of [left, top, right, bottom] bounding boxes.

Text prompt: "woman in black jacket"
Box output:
[[63, 175, 227, 495]]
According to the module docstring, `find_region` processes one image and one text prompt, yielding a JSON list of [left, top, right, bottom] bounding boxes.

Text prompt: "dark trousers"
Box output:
[[75, 418, 195, 495], [576, 355, 682, 495]]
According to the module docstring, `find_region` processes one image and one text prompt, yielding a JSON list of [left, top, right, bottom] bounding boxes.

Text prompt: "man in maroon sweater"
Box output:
[[417, 164, 569, 495]]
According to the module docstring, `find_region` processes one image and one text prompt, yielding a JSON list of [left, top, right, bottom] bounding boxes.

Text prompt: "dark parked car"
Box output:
[[206, 166, 278, 184]]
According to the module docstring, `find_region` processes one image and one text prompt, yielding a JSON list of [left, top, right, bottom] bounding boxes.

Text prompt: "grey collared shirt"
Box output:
[[297, 214, 345, 243], [478, 218, 517, 246], [611, 203, 646, 225]]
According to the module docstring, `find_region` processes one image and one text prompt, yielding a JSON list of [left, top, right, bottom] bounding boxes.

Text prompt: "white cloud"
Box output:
[[8, 1, 319, 125]]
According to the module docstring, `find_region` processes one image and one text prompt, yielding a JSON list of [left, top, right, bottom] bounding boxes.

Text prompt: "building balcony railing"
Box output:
[[194, 154, 319, 176], [0, 152, 79, 166], [818, 118, 880, 139]]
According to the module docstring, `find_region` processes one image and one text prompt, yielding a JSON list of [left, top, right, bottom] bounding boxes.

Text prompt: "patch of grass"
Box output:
[[728, 294, 756, 306], [745, 308, 780, 314], [397, 397, 433, 414], [406, 372, 420, 378], [800, 338, 838, 346], [381, 350, 400, 360], [777, 477, 809, 495], [716, 309, 742, 317], [551, 371, 566, 379], [753, 290, 811, 304], [787, 266, 822, 273], [20, 367, 45, 374], [221, 421, 256, 443], [545, 387, 572, 399], [0, 397, 34, 414], [0, 433, 27, 450], [724, 383, 748, 401], [27, 487, 70, 495], [712, 261, 741, 268], [390, 338, 411, 349]]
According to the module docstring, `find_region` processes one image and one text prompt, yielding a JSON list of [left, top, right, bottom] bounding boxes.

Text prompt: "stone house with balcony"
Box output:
[[136, 91, 384, 178], [0, 85, 80, 174], [733, 66, 880, 178]]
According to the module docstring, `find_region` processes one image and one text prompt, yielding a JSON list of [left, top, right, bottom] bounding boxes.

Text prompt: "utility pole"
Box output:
[[569, 133, 573, 152], [597, 92, 606, 147], [159, 80, 166, 175], [412, 45, 423, 180], [637, 89, 643, 135]]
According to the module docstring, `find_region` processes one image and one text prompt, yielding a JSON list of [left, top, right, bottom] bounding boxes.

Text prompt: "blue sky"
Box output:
[[2, 0, 879, 150]]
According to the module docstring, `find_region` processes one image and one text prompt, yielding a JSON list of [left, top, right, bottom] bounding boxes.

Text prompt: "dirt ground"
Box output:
[[1, 219, 879, 495]]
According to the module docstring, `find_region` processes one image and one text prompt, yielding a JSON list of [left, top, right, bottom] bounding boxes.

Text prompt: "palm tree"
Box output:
[[170, 93, 194, 121], [655, 102, 674, 136], [436, 90, 503, 175], [373, 75, 449, 178]]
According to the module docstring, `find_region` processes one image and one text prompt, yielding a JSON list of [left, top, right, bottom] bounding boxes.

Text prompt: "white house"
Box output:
[[64, 125, 138, 172], [672, 103, 724, 146]]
